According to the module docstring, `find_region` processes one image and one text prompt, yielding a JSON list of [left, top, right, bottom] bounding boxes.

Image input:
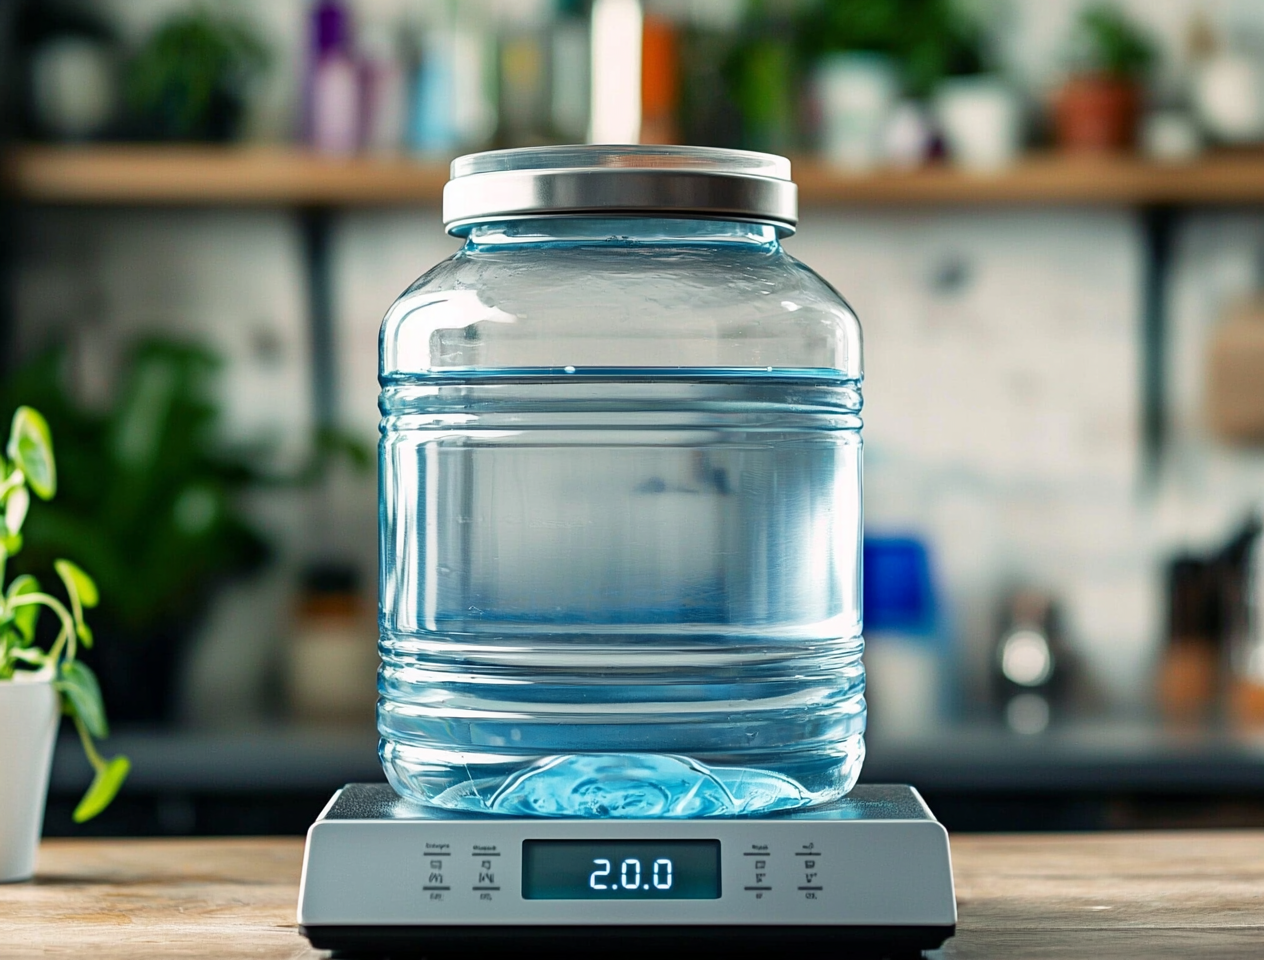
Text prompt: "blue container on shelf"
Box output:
[[864, 537, 938, 635], [862, 535, 947, 738]]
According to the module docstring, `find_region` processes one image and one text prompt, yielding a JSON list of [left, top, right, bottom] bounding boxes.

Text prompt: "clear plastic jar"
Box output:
[[378, 146, 864, 817]]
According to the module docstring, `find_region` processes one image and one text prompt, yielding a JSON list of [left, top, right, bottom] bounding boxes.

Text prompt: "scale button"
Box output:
[[796, 845, 823, 898]]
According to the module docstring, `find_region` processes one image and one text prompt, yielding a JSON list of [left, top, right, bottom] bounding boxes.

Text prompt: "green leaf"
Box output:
[[5, 484, 28, 536], [55, 660, 108, 738], [7, 574, 41, 643], [7, 407, 56, 500], [2, 532, 22, 556], [73, 755, 130, 823], [55, 559, 99, 608], [76, 621, 94, 649]]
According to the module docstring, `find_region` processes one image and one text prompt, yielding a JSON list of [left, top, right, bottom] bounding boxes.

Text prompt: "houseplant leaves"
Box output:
[[7, 406, 56, 500], [56, 659, 108, 739], [73, 756, 131, 824]]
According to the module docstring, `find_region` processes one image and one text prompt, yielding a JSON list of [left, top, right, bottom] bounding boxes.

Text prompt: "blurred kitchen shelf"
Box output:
[[50, 724, 383, 794], [795, 152, 1264, 206], [862, 720, 1264, 792], [2, 145, 451, 206], [9, 145, 1264, 206], [42, 720, 1264, 835], [3, 145, 1251, 470]]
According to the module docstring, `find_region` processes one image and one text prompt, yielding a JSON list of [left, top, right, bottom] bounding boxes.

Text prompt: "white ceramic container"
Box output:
[[0, 674, 58, 883], [815, 52, 899, 171], [934, 75, 1022, 172]]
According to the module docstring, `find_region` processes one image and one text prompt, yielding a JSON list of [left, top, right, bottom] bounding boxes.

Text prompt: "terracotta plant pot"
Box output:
[[0, 676, 58, 882], [1053, 74, 1141, 153]]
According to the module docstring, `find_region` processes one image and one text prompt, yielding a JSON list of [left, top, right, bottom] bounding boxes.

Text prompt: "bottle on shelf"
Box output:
[[406, 5, 456, 156], [589, 0, 642, 143], [307, 0, 360, 156], [496, 2, 553, 147], [406, 1, 496, 156], [359, 17, 408, 156], [862, 536, 949, 740], [639, 11, 679, 144], [550, 0, 590, 143]]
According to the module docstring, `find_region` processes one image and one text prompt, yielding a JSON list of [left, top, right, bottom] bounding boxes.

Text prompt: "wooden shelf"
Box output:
[[798, 152, 1264, 205], [2, 145, 451, 205], [7, 144, 1264, 207]]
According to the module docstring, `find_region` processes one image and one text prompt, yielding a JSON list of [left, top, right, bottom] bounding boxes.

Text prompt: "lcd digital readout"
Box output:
[[522, 840, 721, 900]]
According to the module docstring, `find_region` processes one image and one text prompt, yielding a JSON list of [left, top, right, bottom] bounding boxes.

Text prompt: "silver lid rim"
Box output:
[[443, 167, 799, 237], [449, 144, 792, 180]]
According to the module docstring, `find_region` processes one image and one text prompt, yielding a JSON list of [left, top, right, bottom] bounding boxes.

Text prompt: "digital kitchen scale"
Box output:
[[298, 783, 956, 958]]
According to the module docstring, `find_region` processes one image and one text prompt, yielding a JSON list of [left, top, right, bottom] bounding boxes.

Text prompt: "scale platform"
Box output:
[[298, 783, 956, 958]]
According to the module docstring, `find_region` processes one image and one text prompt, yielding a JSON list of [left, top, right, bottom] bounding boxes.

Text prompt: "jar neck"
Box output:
[[463, 217, 781, 249]]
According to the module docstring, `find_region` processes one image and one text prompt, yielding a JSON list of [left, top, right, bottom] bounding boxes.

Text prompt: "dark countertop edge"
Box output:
[[47, 722, 1264, 795]]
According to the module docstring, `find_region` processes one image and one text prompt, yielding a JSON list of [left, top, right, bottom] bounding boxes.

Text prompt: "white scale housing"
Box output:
[[299, 783, 956, 958]]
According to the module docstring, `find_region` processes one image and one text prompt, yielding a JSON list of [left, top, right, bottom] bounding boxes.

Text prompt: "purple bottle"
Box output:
[[307, 0, 359, 156]]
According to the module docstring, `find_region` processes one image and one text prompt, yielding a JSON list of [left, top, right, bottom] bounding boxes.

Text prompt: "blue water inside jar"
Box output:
[[377, 369, 865, 817]]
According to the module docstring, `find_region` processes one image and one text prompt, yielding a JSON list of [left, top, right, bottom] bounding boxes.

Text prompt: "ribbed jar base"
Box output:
[[380, 737, 865, 818]]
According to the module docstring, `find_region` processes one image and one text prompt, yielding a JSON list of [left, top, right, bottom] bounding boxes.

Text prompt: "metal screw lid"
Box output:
[[442, 144, 798, 237]]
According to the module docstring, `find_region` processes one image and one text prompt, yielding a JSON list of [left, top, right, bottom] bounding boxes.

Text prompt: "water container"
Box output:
[[378, 145, 864, 817]]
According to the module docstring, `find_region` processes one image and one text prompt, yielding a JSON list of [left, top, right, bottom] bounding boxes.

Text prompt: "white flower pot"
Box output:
[[0, 675, 58, 883]]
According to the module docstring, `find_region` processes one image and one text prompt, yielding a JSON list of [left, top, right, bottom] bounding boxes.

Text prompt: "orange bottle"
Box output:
[[640, 15, 679, 144]]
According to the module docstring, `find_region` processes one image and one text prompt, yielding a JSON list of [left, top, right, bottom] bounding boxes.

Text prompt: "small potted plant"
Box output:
[[123, 8, 269, 142], [0, 406, 128, 883], [794, 0, 1018, 170], [1054, 3, 1156, 153], [927, 5, 1022, 172]]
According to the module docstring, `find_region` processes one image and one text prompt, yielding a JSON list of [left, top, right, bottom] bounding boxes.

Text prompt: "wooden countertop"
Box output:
[[2, 832, 1262, 958]]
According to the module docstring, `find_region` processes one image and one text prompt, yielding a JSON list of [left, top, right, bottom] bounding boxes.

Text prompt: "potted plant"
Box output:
[[1054, 3, 1156, 153], [794, 0, 1015, 169], [795, 0, 988, 100], [0, 407, 129, 883], [2, 339, 369, 723], [123, 8, 269, 142], [2, 341, 269, 722]]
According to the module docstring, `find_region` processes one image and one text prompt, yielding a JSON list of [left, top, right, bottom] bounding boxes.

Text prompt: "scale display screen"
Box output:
[[522, 840, 721, 900]]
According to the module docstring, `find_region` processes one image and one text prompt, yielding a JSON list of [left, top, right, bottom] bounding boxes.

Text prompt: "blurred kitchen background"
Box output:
[[5, 0, 1264, 835]]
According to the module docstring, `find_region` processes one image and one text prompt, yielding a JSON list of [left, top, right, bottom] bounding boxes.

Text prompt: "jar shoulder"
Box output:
[[381, 244, 862, 379]]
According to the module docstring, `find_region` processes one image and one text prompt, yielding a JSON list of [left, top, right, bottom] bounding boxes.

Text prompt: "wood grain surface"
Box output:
[[0, 839, 316, 959], [945, 832, 1264, 958], [0, 832, 1261, 958]]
